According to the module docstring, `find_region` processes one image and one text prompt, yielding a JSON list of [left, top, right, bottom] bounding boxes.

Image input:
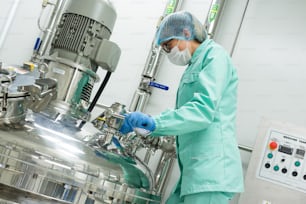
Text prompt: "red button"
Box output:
[[269, 141, 278, 150]]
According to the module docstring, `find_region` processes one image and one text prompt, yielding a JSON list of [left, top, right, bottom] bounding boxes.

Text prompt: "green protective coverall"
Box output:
[[151, 39, 244, 202]]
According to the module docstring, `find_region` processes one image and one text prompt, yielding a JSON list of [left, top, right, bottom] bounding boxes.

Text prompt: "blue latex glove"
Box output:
[[119, 114, 134, 134], [119, 112, 156, 134], [128, 112, 156, 132]]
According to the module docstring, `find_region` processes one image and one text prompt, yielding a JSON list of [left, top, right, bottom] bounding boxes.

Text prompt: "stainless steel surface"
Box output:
[[91, 102, 127, 148], [205, 0, 225, 39], [127, 0, 184, 200], [238, 144, 253, 153], [129, 0, 184, 112], [48, 0, 120, 72], [66, 0, 117, 32], [129, 90, 150, 113], [35, 0, 69, 59], [36, 0, 121, 119], [0, 110, 159, 203], [103, 102, 127, 129], [1, 66, 60, 125], [154, 152, 176, 195], [0, 65, 160, 203], [20, 78, 57, 113], [42, 56, 99, 114], [141, 46, 163, 79], [0, 68, 29, 126], [0, 0, 161, 203]]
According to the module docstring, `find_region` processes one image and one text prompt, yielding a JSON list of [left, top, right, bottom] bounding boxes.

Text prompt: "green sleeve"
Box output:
[[151, 49, 233, 136]]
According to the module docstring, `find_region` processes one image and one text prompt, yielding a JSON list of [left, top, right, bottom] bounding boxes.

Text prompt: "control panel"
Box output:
[[258, 129, 306, 193], [239, 119, 306, 204]]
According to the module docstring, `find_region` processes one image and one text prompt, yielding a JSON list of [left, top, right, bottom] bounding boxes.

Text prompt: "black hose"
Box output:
[[88, 71, 112, 112]]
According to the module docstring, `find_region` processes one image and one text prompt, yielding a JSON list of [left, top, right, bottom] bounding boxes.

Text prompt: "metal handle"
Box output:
[[149, 81, 169, 91]]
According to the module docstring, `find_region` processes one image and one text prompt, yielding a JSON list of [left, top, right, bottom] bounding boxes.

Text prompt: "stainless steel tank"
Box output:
[[0, 0, 160, 203], [0, 68, 29, 126], [0, 113, 156, 203], [0, 66, 160, 204]]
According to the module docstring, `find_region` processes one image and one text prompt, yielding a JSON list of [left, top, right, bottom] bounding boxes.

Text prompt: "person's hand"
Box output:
[[128, 111, 156, 132], [119, 114, 133, 134], [119, 112, 156, 134]]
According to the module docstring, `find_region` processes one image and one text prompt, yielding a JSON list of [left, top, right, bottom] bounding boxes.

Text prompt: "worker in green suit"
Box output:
[[119, 11, 244, 204]]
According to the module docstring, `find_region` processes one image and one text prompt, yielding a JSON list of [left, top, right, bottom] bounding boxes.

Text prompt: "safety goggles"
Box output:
[[161, 39, 177, 53]]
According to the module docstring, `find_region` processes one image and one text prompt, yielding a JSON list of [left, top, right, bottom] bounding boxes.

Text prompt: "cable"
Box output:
[[88, 71, 112, 112]]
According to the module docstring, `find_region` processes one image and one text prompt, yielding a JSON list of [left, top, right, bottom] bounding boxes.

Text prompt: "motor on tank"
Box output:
[[0, 0, 162, 203]]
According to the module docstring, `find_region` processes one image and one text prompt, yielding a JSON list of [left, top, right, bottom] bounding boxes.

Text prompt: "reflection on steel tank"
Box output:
[[0, 0, 162, 203]]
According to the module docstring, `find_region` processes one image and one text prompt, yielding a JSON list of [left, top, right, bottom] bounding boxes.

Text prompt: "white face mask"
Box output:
[[167, 41, 192, 66]]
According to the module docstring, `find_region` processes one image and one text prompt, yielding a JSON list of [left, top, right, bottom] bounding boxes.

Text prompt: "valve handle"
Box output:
[[149, 81, 169, 91], [34, 37, 42, 51]]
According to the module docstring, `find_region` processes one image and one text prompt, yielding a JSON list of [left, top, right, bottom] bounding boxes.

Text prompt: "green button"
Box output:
[[295, 161, 301, 167], [267, 153, 273, 159], [274, 165, 280, 171]]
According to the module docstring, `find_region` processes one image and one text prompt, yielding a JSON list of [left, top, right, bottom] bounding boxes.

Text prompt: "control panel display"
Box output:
[[296, 149, 305, 158], [278, 145, 293, 155]]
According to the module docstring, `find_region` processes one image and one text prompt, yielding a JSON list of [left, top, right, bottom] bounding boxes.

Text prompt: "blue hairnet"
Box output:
[[155, 11, 207, 45]]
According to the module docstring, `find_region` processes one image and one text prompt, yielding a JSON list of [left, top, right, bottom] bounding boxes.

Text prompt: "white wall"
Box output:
[[0, 0, 41, 64], [232, 0, 306, 147], [93, 0, 212, 112], [1, 0, 306, 203]]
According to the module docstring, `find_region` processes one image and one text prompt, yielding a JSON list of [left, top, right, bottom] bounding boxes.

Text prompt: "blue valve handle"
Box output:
[[34, 37, 41, 51], [149, 81, 169, 90]]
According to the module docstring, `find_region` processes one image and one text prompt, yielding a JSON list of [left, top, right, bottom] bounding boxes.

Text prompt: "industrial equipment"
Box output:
[[0, 0, 229, 203], [239, 119, 306, 204], [0, 0, 162, 203]]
